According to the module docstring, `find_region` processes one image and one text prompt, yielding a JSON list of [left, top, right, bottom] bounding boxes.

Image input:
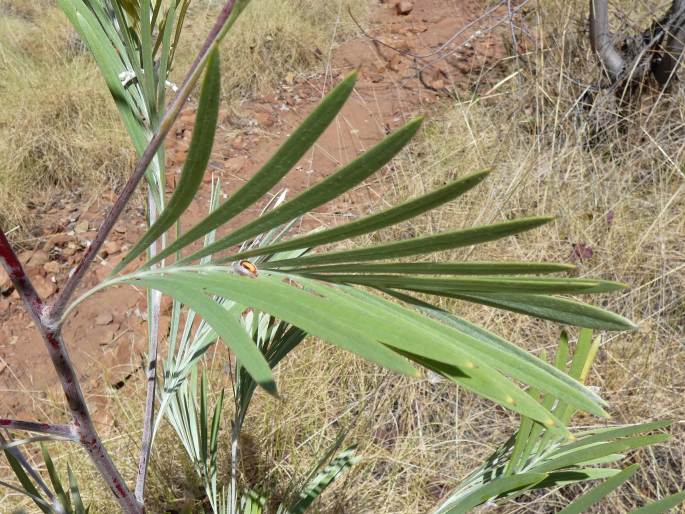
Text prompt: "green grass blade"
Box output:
[[178, 117, 424, 264], [287, 446, 358, 514], [557, 465, 639, 514], [145, 72, 359, 268], [57, 3, 148, 154], [224, 170, 491, 262], [268, 217, 553, 267], [267, 261, 576, 275], [303, 274, 625, 295], [67, 465, 87, 514], [40, 444, 67, 508], [531, 434, 670, 473], [531, 468, 622, 488], [448, 292, 637, 331], [630, 492, 685, 514], [155, 2, 176, 108], [140, 0, 156, 106], [114, 49, 221, 274], [437, 473, 548, 514], [3, 449, 51, 514], [505, 410, 537, 475], [549, 420, 672, 456]]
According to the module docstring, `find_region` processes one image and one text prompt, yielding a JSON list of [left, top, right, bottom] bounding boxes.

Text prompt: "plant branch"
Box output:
[[49, 0, 238, 323], [589, 0, 625, 80], [0, 230, 44, 321], [1, 226, 142, 512], [134, 194, 162, 503], [0, 419, 78, 440], [653, 0, 685, 84]]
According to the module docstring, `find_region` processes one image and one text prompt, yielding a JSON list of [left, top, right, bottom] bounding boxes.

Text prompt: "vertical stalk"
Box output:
[[589, 0, 625, 80], [135, 186, 162, 502]]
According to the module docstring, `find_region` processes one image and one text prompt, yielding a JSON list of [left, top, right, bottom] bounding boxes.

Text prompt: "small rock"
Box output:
[[104, 241, 120, 255], [62, 243, 77, 257], [74, 220, 89, 233], [43, 261, 60, 274], [231, 136, 246, 150], [396, 1, 413, 15], [27, 250, 49, 267], [96, 312, 114, 326], [254, 111, 274, 128], [225, 156, 247, 173], [115, 340, 133, 364], [43, 234, 72, 251], [18, 251, 33, 265], [0, 268, 10, 292], [32, 275, 56, 299]]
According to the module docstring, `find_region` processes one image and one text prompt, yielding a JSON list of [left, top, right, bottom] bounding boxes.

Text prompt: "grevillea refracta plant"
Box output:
[[2, 1, 678, 513]]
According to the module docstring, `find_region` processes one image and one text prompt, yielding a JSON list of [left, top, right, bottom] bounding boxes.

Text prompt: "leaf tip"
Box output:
[[262, 380, 279, 399]]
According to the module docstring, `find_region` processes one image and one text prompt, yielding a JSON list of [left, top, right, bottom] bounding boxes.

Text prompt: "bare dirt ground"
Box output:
[[0, 0, 513, 429]]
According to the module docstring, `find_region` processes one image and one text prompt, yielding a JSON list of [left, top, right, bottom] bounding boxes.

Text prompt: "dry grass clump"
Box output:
[[175, 0, 368, 101], [0, 0, 134, 230]]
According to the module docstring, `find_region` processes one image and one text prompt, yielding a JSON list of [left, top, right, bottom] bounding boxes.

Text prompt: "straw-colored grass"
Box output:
[[0, 0, 134, 229]]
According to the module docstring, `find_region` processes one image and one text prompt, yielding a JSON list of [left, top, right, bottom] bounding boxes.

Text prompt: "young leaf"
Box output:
[[114, 48, 222, 274], [557, 465, 639, 514]]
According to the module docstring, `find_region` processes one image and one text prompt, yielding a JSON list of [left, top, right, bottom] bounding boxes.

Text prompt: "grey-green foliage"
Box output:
[[1, 444, 89, 514], [432, 329, 683, 514], [70, 57, 641, 432]]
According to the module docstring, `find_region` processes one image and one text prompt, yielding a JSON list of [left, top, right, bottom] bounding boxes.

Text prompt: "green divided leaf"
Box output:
[[142, 72, 359, 269], [177, 116, 425, 265], [269, 216, 553, 267], [119, 268, 606, 428], [224, 170, 491, 262]]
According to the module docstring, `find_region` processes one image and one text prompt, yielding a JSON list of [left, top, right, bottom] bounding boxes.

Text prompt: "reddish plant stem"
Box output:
[[0, 230, 143, 512], [0, 231, 43, 320], [43, 329, 143, 512], [0, 419, 78, 440]]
